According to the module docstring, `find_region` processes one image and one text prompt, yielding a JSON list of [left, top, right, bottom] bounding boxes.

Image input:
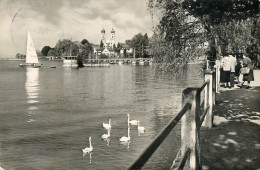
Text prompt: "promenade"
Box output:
[[201, 70, 260, 169]]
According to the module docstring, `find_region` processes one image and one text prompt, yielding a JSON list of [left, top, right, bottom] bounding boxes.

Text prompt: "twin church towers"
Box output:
[[101, 28, 115, 49]]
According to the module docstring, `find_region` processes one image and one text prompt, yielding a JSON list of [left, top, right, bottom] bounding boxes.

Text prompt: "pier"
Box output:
[[128, 63, 260, 170], [83, 58, 153, 66]]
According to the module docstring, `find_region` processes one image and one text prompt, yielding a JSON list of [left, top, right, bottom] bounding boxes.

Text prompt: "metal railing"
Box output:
[[128, 69, 216, 170]]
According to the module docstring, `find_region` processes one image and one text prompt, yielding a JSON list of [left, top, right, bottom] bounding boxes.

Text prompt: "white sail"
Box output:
[[26, 31, 39, 64]]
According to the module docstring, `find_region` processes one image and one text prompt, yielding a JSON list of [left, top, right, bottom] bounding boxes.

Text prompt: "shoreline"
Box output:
[[0, 58, 25, 61]]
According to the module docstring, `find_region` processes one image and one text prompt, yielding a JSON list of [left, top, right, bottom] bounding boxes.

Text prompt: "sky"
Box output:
[[0, 0, 156, 58]]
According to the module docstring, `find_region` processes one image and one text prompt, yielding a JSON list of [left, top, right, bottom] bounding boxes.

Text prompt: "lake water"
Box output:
[[0, 60, 203, 170]]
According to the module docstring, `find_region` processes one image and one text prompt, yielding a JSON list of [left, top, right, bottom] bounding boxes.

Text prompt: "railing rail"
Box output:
[[200, 105, 210, 127], [177, 148, 191, 170], [128, 103, 191, 170], [128, 66, 216, 170]]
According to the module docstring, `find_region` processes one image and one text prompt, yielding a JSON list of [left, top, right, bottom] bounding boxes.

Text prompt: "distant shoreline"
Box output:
[[0, 58, 25, 61]]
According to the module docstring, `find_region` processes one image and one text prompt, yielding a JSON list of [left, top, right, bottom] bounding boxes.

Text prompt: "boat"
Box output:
[[19, 31, 41, 68], [118, 60, 123, 65], [62, 46, 79, 68], [63, 56, 78, 68], [139, 60, 145, 65]]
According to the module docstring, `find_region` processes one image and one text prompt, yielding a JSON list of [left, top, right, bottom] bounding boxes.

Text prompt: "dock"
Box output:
[[83, 58, 153, 66]]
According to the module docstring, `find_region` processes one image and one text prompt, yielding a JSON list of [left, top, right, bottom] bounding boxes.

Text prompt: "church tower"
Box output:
[[101, 28, 106, 43], [110, 28, 115, 48]]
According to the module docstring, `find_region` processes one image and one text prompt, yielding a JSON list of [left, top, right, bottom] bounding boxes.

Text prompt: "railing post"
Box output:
[[212, 70, 216, 105], [204, 70, 213, 128], [215, 61, 220, 93], [181, 88, 201, 170]]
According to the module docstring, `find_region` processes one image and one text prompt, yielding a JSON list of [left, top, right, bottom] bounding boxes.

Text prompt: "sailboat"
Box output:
[[19, 31, 41, 68]]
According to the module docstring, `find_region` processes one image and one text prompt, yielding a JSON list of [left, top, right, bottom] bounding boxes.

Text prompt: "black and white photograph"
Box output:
[[0, 0, 259, 169]]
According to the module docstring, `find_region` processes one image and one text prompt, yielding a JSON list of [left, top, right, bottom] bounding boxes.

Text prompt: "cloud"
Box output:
[[0, 0, 154, 58]]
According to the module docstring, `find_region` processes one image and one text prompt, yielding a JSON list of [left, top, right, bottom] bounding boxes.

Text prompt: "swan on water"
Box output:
[[82, 137, 93, 154], [102, 129, 110, 139], [103, 118, 111, 129], [137, 121, 145, 132], [127, 114, 139, 125], [120, 118, 130, 142], [119, 128, 130, 142]]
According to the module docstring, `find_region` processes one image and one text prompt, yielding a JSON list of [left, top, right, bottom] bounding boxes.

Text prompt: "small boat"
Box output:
[[19, 31, 41, 68]]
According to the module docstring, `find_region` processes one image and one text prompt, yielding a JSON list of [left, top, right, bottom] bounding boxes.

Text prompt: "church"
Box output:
[[101, 28, 115, 49], [93, 28, 116, 58]]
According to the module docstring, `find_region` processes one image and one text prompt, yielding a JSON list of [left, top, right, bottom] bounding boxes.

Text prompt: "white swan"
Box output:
[[127, 114, 139, 125], [119, 128, 130, 142], [102, 129, 110, 139], [103, 118, 111, 129], [120, 119, 130, 142], [137, 121, 145, 132], [82, 137, 93, 154]]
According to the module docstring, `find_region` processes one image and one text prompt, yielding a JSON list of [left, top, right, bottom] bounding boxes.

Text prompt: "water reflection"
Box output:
[[25, 68, 39, 122], [83, 152, 92, 164], [120, 140, 130, 151], [119, 128, 131, 151], [102, 129, 111, 146]]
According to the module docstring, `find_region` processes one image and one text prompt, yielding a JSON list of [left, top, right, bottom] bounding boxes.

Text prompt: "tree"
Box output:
[[36, 50, 42, 57], [54, 39, 74, 57], [81, 39, 89, 45], [182, 0, 259, 25], [100, 40, 104, 49], [182, 0, 259, 59], [15, 53, 25, 59], [47, 48, 55, 56], [78, 41, 93, 59], [114, 42, 121, 54], [143, 33, 149, 57], [41, 46, 51, 56], [147, 0, 259, 69], [129, 33, 149, 58]]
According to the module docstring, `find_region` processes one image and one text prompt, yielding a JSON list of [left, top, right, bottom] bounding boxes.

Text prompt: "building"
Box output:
[[93, 28, 116, 58], [101, 28, 115, 49]]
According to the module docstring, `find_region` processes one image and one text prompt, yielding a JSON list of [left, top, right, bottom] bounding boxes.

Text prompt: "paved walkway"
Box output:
[[201, 70, 260, 170]]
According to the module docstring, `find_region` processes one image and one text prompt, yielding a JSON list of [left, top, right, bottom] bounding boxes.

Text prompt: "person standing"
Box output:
[[221, 54, 231, 88], [239, 54, 254, 89], [229, 54, 237, 87], [235, 58, 243, 84]]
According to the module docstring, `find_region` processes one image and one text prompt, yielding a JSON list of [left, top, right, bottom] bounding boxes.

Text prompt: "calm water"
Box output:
[[0, 60, 203, 170]]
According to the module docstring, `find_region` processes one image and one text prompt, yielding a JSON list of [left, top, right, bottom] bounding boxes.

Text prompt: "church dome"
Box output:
[[111, 28, 115, 33], [101, 28, 105, 33]]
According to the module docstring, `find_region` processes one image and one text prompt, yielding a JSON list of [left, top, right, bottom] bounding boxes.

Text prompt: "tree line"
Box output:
[[147, 0, 260, 69], [41, 39, 93, 59], [39, 33, 150, 59]]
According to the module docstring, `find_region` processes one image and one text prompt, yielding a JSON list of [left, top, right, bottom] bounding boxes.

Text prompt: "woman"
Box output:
[[239, 55, 254, 89], [235, 58, 243, 84], [220, 55, 231, 88]]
